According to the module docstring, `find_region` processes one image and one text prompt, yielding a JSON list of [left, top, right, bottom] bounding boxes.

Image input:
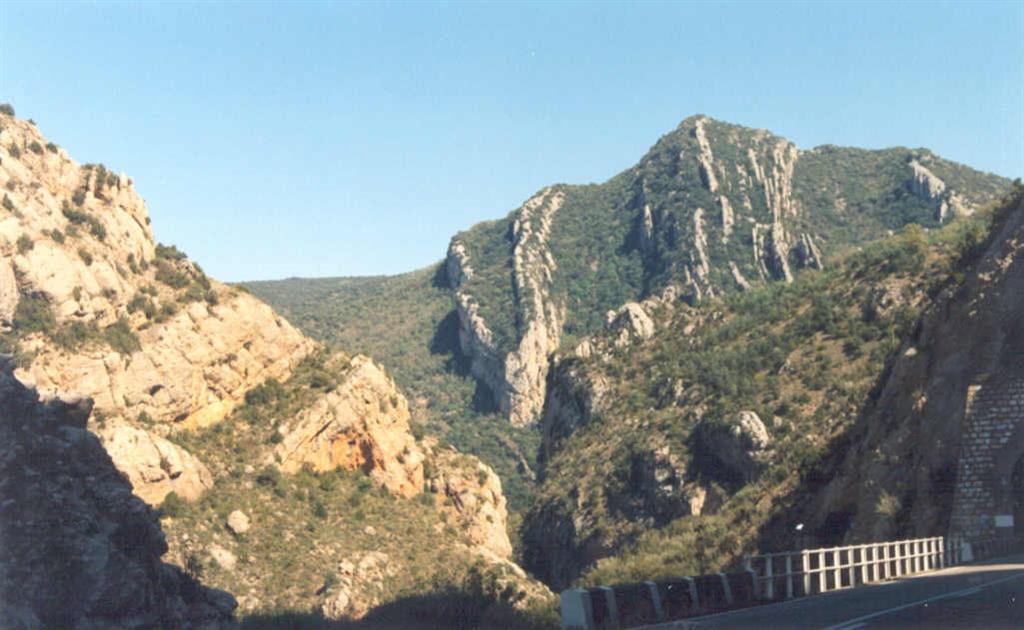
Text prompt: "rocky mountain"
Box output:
[[250, 115, 1011, 570], [245, 114, 1014, 602], [0, 107, 554, 627], [443, 115, 1008, 427], [0, 359, 235, 629], [521, 184, 1021, 589]]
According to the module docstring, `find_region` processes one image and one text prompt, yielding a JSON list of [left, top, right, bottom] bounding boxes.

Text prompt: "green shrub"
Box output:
[[7, 143, 20, 159], [78, 248, 93, 265], [256, 466, 282, 487], [155, 260, 191, 289], [45, 142, 57, 153], [155, 243, 187, 261], [0, 103, 14, 116], [13, 294, 56, 334], [27, 141, 43, 155], [2, 195, 13, 212], [16, 234, 32, 255], [245, 378, 286, 407], [104, 317, 141, 355], [52, 320, 101, 351], [71, 188, 86, 206], [160, 492, 185, 518], [48, 229, 65, 244]]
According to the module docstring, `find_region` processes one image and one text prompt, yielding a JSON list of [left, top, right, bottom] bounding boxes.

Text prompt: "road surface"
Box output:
[[645, 553, 1024, 629]]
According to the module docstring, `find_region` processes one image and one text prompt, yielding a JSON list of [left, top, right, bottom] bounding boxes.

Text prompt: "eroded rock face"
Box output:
[[0, 359, 235, 629], [98, 422, 214, 504], [0, 112, 315, 504], [428, 445, 514, 560], [274, 354, 425, 498], [447, 188, 565, 427]]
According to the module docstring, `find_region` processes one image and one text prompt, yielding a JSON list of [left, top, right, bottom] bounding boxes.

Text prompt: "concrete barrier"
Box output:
[[559, 571, 759, 629]]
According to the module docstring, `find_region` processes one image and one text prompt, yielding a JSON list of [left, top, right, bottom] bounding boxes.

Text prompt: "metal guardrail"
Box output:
[[743, 535, 1024, 602], [743, 536, 945, 600]]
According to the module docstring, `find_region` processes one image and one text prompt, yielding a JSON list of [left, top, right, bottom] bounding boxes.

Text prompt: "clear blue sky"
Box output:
[[2, 2, 1021, 281]]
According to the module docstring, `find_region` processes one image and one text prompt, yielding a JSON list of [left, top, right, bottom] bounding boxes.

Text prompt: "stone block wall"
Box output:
[[949, 377, 1024, 540]]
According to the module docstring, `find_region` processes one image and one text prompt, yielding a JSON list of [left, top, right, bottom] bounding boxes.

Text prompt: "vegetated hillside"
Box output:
[[445, 116, 1009, 427], [0, 105, 557, 629], [777, 180, 1024, 546], [246, 266, 541, 514], [522, 183, 1022, 590], [162, 348, 555, 626]]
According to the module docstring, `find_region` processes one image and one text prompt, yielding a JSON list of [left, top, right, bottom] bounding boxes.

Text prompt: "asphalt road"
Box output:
[[645, 553, 1024, 629]]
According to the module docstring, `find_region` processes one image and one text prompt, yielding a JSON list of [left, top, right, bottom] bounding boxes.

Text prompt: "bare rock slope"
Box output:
[[0, 112, 314, 503]]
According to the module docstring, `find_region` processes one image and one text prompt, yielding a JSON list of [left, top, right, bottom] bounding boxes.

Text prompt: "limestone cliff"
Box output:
[[0, 359, 235, 629], [447, 188, 565, 427], [0, 112, 314, 503], [274, 354, 425, 499]]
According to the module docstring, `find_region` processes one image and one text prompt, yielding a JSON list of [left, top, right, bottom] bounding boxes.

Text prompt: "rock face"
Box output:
[[790, 188, 1024, 545], [447, 188, 565, 427], [0, 112, 315, 503], [427, 445, 514, 560], [320, 552, 395, 620], [274, 354, 425, 498], [605, 301, 656, 348], [0, 359, 235, 629], [98, 422, 214, 504], [908, 158, 969, 223]]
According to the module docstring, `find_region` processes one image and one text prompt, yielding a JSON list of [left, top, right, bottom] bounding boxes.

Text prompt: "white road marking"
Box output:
[[820, 571, 1024, 630]]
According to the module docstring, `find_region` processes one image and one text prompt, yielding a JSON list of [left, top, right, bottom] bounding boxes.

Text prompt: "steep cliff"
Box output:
[[0, 111, 314, 503], [0, 359, 235, 629], [442, 115, 1009, 426], [274, 354, 425, 498]]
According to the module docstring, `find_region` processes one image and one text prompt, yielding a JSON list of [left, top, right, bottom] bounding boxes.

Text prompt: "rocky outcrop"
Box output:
[[794, 233, 825, 270], [274, 354, 425, 498], [427, 445, 514, 560], [693, 118, 719, 193], [320, 551, 395, 620], [539, 358, 610, 469], [447, 188, 565, 426], [908, 158, 969, 223], [605, 301, 656, 348], [98, 422, 213, 504], [0, 112, 314, 503], [0, 359, 235, 629], [691, 410, 773, 486]]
